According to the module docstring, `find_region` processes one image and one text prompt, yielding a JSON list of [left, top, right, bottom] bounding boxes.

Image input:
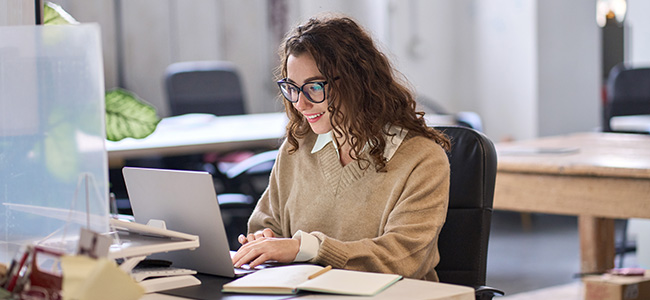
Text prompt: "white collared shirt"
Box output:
[[310, 125, 409, 161], [292, 125, 409, 262]]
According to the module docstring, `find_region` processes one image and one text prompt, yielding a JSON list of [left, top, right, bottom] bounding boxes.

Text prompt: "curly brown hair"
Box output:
[[278, 14, 450, 171]]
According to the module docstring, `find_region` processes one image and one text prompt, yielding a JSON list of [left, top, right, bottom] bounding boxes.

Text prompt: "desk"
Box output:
[[146, 273, 474, 300], [105, 112, 458, 168], [106, 113, 288, 167], [494, 132, 650, 273]]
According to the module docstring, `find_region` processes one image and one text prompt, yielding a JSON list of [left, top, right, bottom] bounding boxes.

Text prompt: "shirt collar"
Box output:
[[311, 125, 408, 161], [312, 131, 339, 156]]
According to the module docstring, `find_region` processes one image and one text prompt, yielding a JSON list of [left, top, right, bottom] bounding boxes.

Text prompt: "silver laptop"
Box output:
[[122, 166, 239, 277]]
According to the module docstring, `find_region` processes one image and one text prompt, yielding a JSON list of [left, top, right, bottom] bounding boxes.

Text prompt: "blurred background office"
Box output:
[[3, 0, 649, 297], [3, 0, 648, 142]]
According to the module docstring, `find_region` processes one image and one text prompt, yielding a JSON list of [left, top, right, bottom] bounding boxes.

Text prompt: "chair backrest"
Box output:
[[433, 126, 498, 288], [603, 64, 650, 132], [165, 61, 246, 117]]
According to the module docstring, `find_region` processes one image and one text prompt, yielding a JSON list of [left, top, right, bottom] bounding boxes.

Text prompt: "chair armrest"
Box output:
[[224, 150, 279, 179], [217, 193, 254, 208], [474, 285, 505, 300]]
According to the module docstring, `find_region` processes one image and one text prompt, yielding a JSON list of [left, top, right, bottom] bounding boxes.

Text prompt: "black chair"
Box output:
[[165, 60, 247, 117], [433, 126, 503, 300], [603, 64, 650, 133], [602, 64, 650, 266]]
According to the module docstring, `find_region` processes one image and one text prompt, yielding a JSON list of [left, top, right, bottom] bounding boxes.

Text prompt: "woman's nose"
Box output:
[[293, 92, 312, 110]]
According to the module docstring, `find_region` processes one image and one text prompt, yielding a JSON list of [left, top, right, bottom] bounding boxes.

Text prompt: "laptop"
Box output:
[[122, 166, 242, 277]]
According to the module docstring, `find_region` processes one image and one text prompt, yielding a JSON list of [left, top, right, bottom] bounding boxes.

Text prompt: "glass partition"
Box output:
[[0, 24, 107, 264]]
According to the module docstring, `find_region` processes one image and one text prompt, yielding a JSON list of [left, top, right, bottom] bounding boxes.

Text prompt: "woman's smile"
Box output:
[[304, 111, 325, 123]]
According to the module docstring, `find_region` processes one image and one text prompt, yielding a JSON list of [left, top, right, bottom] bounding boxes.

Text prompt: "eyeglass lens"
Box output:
[[279, 82, 326, 103]]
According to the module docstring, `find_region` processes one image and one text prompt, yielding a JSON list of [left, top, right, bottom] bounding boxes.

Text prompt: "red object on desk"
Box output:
[[27, 246, 63, 299]]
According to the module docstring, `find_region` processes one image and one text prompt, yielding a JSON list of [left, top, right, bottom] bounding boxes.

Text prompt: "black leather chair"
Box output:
[[165, 61, 247, 117], [603, 64, 650, 133], [433, 126, 503, 300]]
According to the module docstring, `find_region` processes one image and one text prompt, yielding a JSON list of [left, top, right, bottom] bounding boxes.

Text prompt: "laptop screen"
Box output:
[[122, 167, 236, 277]]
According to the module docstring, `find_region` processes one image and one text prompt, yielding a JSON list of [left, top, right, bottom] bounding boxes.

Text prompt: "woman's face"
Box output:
[[286, 53, 333, 135]]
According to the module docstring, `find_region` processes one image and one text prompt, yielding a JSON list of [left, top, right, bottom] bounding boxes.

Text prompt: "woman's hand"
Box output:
[[237, 228, 275, 245], [232, 236, 300, 268]]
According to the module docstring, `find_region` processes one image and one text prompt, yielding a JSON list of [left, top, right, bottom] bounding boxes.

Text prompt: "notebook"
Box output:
[[122, 167, 243, 277], [222, 264, 402, 296]]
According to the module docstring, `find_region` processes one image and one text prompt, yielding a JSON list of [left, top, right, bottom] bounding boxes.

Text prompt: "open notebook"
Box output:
[[222, 265, 402, 296]]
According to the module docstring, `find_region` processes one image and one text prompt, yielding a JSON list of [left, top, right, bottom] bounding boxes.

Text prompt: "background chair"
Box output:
[[602, 64, 650, 267], [603, 63, 650, 133], [433, 125, 503, 300], [165, 60, 247, 117]]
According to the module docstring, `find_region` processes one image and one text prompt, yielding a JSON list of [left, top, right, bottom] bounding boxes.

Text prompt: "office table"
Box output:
[[106, 113, 288, 167], [105, 112, 458, 168], [142, 273, 474, 300], [494, 132, 650, 273]]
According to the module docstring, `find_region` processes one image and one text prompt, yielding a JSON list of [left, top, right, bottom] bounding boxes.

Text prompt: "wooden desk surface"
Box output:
[[496, 132, 650, 178], [494, 132, 650, 273], [495, 132, 650, 219]]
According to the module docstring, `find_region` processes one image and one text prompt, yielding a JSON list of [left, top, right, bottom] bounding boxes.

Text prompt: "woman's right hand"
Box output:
[[238, 228, 275, 245]]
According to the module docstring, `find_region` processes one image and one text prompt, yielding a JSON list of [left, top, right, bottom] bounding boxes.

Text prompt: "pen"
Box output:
[[308, 265, 332, 280]]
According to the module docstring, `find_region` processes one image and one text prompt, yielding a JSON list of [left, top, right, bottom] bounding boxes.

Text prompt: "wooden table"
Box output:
[[494, 132, 650, 273], [105, 113, 288, 167]]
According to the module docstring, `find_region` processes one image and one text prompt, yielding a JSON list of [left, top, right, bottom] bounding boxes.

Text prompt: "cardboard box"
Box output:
[[583, 272, 650, 300]]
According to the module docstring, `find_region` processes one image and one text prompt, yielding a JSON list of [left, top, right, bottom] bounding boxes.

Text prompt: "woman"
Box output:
[[231, 14, 450, 281]]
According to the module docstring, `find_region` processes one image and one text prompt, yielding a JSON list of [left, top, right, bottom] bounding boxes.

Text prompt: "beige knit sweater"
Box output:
[[248, 131, 450, 281]]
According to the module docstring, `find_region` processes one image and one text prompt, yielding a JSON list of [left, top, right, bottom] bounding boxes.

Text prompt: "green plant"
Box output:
[[44, 1, 161, 141]]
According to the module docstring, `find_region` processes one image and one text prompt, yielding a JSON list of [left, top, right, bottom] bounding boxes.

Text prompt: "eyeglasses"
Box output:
[[277, 79, 332, 104]]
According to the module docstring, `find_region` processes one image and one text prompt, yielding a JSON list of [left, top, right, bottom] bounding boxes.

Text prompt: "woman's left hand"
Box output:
[[232, 237, 300, 268]]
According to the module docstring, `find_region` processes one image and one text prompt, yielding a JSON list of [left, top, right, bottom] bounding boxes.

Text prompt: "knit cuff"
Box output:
[[313, 234, 348, 268]]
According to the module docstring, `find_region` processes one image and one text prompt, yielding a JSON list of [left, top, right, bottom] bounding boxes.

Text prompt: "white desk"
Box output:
[[106, 113, 288, 167], [106, 112, 458, 168]]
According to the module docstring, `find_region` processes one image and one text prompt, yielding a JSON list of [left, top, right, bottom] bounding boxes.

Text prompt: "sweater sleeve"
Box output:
[[247, 141, 288, 237], [310, 144, 450, 281]]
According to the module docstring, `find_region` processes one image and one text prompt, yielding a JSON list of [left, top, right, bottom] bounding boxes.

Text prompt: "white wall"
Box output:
[[387, 0, 457, 112], [627, 0, 650, 64], [536, 0, 600, 137], [55, 0, 119, 97], [474, 0, 537, 141], [0, 0, 34, 26]]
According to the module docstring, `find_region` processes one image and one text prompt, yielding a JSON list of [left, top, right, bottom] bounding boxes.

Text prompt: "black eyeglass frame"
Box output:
[[276, 78, 337, 104]]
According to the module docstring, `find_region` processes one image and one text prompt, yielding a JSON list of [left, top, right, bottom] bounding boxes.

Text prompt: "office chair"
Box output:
[[433, 126, 504, 300], [603, 63, 650, 133], [165, 60, 247, 117], [602, 64, 650, 266]]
